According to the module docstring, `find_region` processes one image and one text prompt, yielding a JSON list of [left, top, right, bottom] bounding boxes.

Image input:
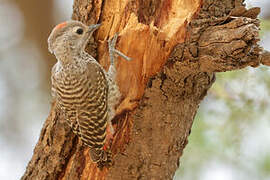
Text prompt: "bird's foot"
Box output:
[[108, 33, 132, 66], [103, 121, 114, 151]]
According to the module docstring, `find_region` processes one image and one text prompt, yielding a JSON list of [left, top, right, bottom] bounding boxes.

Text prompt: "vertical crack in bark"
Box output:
[[97, 0, 106, 25], [159, 72, 168, 99]]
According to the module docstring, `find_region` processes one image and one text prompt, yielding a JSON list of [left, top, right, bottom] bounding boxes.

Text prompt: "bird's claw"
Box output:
[[108, 34, 132, 66]]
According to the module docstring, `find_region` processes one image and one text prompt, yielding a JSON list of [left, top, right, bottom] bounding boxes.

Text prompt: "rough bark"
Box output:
[[22, 0, 265, 180]]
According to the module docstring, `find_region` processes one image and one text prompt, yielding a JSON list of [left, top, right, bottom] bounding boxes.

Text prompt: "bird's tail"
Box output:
[[89, 148, 112, 168]]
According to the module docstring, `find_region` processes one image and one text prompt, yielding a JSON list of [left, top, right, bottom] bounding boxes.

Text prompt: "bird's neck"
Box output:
[[55, 49, 82, 66], [55, 48, 97, 72]]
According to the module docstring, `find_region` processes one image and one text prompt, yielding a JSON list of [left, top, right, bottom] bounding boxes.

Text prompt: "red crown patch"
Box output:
[[55, 22, 67, 30]]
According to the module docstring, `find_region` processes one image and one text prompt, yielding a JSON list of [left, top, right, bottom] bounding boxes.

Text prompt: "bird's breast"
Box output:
[[55, 72, 91, 107]]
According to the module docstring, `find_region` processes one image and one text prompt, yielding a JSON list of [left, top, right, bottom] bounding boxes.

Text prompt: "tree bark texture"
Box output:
[[22, 0, 265, 179]]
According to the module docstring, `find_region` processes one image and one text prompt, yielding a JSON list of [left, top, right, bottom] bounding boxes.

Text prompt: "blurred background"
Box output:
[[0, 0, 269, 179], [0, 0, 73, 179]]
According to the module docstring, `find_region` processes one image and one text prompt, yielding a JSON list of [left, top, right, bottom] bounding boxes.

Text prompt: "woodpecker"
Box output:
[[48, 20, 130, 168]]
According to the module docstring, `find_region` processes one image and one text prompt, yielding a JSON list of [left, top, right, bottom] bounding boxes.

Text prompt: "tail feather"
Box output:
[[89, 148, 101, 162], [89, 148, 112, 168]]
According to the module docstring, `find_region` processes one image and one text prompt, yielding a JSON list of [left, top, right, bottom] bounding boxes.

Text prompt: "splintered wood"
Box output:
[[96, 0, 201, 115], [80, 0, 201, 179]]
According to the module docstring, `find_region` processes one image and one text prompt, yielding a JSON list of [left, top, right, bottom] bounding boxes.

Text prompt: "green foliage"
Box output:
[[260, 19, 270, 35], [175, 66, 270, 180]]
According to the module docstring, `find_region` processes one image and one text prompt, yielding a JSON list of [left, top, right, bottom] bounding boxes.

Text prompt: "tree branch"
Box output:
[[198, 16, 260, 72], [260, 50, 270, 66]]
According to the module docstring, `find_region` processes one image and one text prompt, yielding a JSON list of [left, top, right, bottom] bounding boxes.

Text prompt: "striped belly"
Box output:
[[55, 74, 108, 150], [56, 75, 89, 135]]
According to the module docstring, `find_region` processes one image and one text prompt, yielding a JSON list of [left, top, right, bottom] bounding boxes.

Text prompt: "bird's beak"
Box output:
[[88, 24, 101, 33]]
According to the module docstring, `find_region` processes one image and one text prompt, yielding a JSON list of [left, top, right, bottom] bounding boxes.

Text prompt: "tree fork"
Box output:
[[22, 0, 266, 179]]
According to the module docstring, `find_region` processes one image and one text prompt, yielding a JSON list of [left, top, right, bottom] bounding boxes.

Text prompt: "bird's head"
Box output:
[[48, 20, 100, 61]]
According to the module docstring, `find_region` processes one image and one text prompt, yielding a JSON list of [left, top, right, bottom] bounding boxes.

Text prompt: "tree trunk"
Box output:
[[22, 0, 265, 179]]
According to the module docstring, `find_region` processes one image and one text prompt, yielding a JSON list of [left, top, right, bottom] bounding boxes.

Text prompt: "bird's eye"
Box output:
[[76, 28, 84, 35]]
